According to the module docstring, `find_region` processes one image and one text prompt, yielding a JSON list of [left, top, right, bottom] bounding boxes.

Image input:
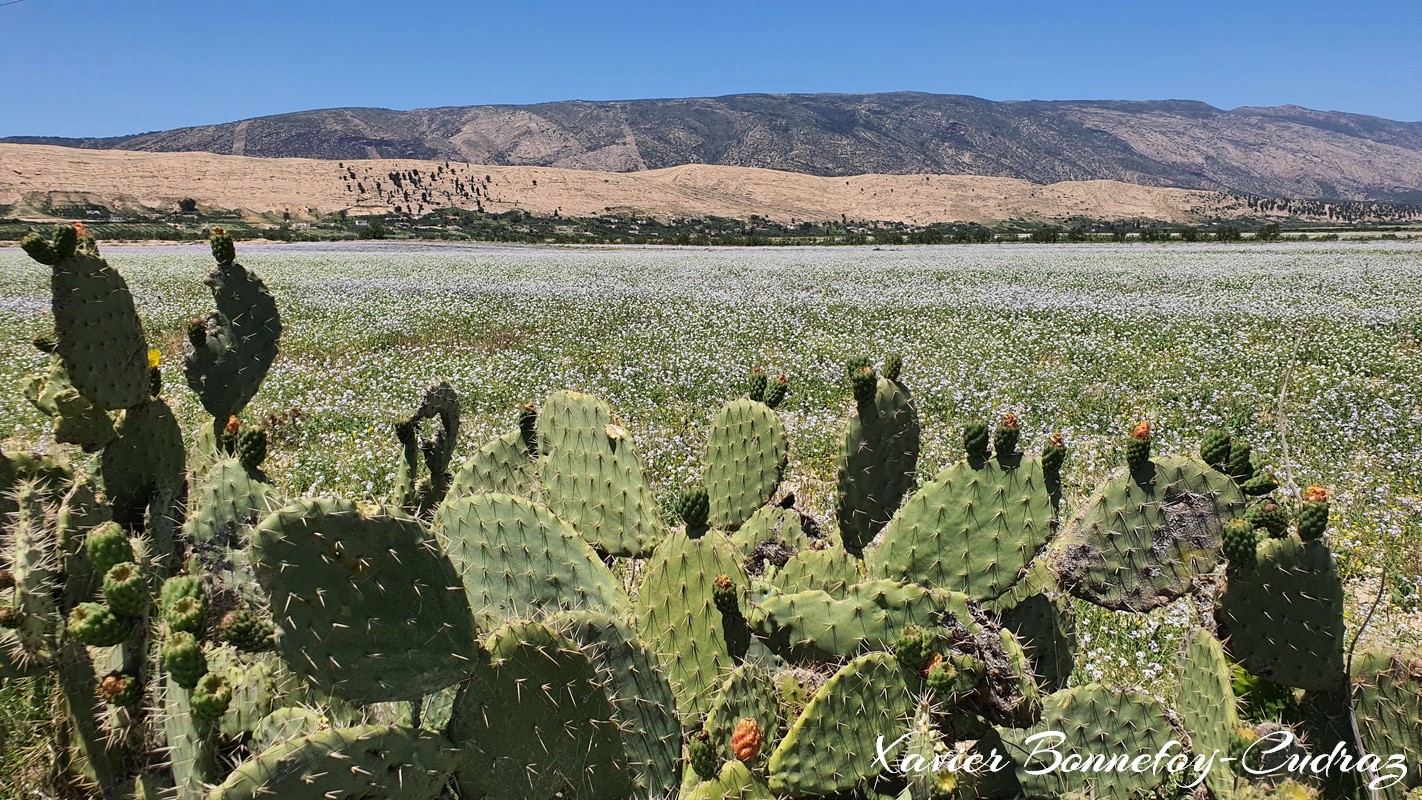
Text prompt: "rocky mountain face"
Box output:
[[8, 93, 1422, 202]]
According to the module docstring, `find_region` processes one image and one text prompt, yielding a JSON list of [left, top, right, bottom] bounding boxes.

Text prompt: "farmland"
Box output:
[[1, 238, 1420, 795]]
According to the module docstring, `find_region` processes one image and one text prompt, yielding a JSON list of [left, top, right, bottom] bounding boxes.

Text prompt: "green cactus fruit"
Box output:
[[870, 455, 1055, 603], [515, 401, 539, 451], [160, 574, 202, 612], [209, 723, 458, 800], [712, 574, 740, 616], [1229, 440, 1255, 481], [432, 492, 628, 631], [1298, 485, 1331, 541], [746, 367, 768, 403], [1202, 428, 1233, 468], [894, 624, 935, 673], [963, 420, 990, 462], [1223, 519, 1260, 569], [166, 595, 207, 635], [183, 233, 282, 420], [163, 631, 208, 689], [1053, 454, 1245, 611], [97, 670, 141, 707], [236, 425, 267, 471], [1000, 685, 1178, 800], [210, 226, 236, 265], [925, 653, 984, 700], [1216, 537, 1346, 691], [190, 672, 233, 720], [67, 602, 129, 647], [551, 610, 682, 798], [836, 369, 920, 555], [253, 498, 478, 704], [1246, 499, 1290, 538], [101, 561, 148, 618], [101, 397, 185, 526], [677, 485, 711, 530], [448, 621, 634, 800], [1175, 628, 1243, 799], [539, 390, 666, 556], [218, 609, 273, 652], [635, 529, 749, 719], [703, 397, 788, 532], [1042, 432, 1067, 484], [767, 652, 916, 796], [85, 521, 134, 576], [690, 731, 720, 781], [883, 352, 904, 383], [1125, 421, 1152, 471], [762, 373, 789, 409], [993, 412, 1021, 457]]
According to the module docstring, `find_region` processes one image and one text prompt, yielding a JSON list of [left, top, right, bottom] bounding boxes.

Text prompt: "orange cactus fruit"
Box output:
[[1302, 485, 1331, 503], [1001, 412, 1019, 429], [1130, 421, 1151, 440], [731, 717, 763, 762], [225, 415, 241, 436]]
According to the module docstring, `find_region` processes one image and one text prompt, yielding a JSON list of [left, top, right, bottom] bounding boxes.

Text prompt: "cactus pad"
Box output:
[[551, 610, 683, 798], [1351, 650, 1422, 800], [837, 373, 920, 554], [538, 390, 665, 556], [704, 398, 789, 531], [183, 241, 282, 419], [635, 529, 749, 720], [1215, 537, 1346, 691], [447, 427, 536, 499], [767, 652, 917, 796], [749, 579, 974, 661], [1052, 454, 1245, 611], [208, 724, 457, 800], [1175, 627, 1242, 799], [251, 498, 479, 704], [101, 398, 185, 527], [771, 545, 862, 596], [183, 457, 281, 547], [447, 621, 633, 800], [686, 760, 775, 800], [705, 663, 781, 765], [432, 493, 628, 630], [871, 456, 1055, 603]]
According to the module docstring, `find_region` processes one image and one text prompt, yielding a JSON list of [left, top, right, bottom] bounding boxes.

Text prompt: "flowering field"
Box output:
[[1, 239, 1419, 690]]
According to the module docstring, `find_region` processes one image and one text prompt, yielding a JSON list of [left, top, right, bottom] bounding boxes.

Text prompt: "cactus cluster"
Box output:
[[0, 226, 1412, 800]]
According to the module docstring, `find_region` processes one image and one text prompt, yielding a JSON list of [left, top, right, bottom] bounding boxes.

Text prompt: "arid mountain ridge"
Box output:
[[7, 92, 1422, 203]]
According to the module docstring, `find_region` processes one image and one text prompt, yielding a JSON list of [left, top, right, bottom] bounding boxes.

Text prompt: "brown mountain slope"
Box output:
[[7, 93, 1422, 203], [0, 144, 1258, 224]]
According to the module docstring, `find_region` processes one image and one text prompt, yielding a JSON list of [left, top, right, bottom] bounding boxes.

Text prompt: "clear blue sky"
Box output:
[[1, 0, 1418, 138]]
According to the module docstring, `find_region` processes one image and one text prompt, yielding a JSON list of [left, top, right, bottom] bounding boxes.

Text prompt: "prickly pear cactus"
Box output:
[[704, 397, 789, 531], [551, 610, 683, 798], [22, 226, 150, 410], [1052, 454, 1245, 611], [24, 355, 115, 450], [634, 529, 749, 720], [100, 397, 185, 528], [447, 621, 634, 800], [1350, 650, 1422, 800], [771, 545, 862, 597], [182, 457, 281, 547], [184, 230, 282, 420], [1175, 627, 1242, 799], [432, 493, 628, 630], [749, 579, 973, 661], [207, 724, 457, 800], [250, 498, 479, 703], [447, 424, 537, 500], [686, 760, 775, 800], [704, 663, 782, 765], [1215, 537, 1346, 691], [394, 381, 460, 515], [996, 588, 1076, 694], [730, 503, 813, 553], [837, 365, 920, 554], [538, 390, 665, 556], [1000, 685, 1178, 800], [871, 454, 1055, 603], [767, 652, 917, 796]]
